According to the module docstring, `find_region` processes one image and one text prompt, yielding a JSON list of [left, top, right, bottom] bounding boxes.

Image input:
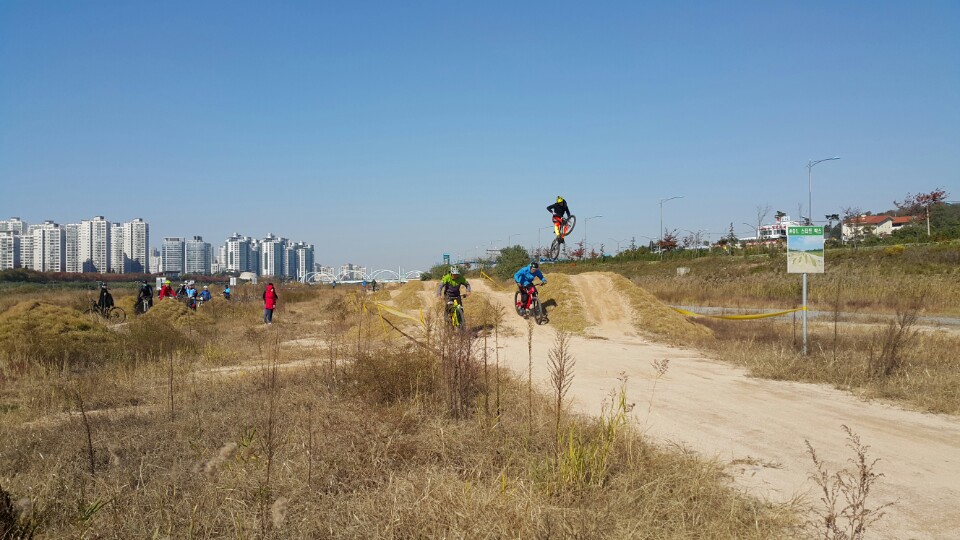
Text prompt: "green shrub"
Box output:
[[495, 245, 531, 280]]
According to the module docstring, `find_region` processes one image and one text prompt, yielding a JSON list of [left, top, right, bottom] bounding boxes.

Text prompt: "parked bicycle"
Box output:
[[85, 302, 126, 323], [514, 283, 547, 325], [547, 215, 577, 260]]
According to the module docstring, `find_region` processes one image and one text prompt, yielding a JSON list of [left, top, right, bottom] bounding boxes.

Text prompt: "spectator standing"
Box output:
[[263, 283, 279, 324]]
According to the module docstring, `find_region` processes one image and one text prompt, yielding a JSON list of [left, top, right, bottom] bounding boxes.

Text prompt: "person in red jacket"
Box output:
[[263, 283, 279, 324], [158, 279, 176, 300]]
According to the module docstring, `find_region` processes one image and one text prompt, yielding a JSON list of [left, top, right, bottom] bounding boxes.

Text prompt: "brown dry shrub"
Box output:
[[346, 345, 438, 404], [0, 301, 118, 370], [140, 298, 210, 328]]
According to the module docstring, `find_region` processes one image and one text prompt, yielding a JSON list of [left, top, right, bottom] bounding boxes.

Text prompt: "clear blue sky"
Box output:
[[2, 1, 958, 270]]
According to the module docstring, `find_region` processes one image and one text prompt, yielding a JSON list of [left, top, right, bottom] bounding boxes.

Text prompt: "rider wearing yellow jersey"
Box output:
[[436, 266, 471, 304]]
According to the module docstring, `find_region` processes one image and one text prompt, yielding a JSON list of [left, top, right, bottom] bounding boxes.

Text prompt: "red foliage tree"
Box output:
[[895, 187, 948, 236]]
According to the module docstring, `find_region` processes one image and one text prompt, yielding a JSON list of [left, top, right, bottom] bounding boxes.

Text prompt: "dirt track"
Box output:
[[469, 272, 960, 540]]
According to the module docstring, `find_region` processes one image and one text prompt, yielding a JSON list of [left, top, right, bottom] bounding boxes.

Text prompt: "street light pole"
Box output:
[[583, 215, 603, 256], [507, 232, 520, 247], [802, 156, 839, 356], [659, 196, 683, 260], [807, 157, 840, 225]]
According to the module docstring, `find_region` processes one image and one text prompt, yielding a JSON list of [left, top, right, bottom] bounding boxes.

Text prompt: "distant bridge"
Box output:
[[300, 268, 424, 285]]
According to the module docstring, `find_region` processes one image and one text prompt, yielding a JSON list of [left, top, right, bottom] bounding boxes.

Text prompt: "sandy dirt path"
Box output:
[[470, 272, 960, 540]]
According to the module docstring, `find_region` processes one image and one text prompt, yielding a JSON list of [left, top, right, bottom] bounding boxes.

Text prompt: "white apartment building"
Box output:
[[79, 216, 110, 273], [110, 223, 125, 273], [0, 217, 27, 235], [149, 249, 161, 275], [184, 236, 212, 275], [339, 264, 366, 281], [64, 223, 81, 273], [27, 221, 66, 272], [260, 234, 287, 278], [291, 242, 315, 282], [122, 218, 150, 273], [161, 237, 185, 276], [223, 234, 257, 274], [0, 231, 20, 270]]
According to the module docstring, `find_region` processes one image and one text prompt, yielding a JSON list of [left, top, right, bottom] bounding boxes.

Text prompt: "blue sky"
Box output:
[[2, 1, 957, 270]]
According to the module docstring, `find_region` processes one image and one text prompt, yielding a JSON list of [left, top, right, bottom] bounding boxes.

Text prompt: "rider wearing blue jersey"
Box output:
[[514, 262, 546, 314]]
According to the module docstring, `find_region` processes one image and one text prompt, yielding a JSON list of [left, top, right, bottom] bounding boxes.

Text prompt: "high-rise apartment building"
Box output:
[[149, 248, 161, 275], [184, 236, 211, 275], [0, 217, 27, 235], [0, 231, 20, 270], [110, 223, 124, 273], [122, 218, 150, 273], [27, 221, 66, 273], [79, 216, 110, 273], [64, 223, 80, 273], [291, 242, 315, 282], [223, 233, 259, 274], [161, 237, 185, 276], [260, 234, 287, 278]]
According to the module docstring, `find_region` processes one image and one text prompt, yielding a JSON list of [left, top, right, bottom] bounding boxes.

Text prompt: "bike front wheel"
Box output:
[[562, 215, 577, 237], [531, 298, 547, 325], [108, 307, 126, 323], [450, 305, 465, 328], [514, 291, 524, 316]]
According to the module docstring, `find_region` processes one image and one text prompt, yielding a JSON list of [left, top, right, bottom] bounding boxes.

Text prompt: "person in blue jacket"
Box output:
[[514, 262, 546, 315], [199, 285, 213, 303]]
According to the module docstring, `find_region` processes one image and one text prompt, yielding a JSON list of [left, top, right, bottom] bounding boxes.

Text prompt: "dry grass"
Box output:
[[539, 273, 587, 333], [696, 316, 960, 415], [392, 280, 428, 311], [0, 283, 801, 538], [608, 274, 714, 343]]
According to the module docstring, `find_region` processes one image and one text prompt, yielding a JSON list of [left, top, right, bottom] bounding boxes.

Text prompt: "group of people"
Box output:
[[436, 196, 565, 319], [95, 279, 278, 325]]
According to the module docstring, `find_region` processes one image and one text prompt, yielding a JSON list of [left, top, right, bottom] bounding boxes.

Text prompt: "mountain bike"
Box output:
[[514, 283, 547, 325], [85, 302, 126, 323], [135, 296, 151, 315], [446, 297, 465, 329], [547, 215, 577, 260]]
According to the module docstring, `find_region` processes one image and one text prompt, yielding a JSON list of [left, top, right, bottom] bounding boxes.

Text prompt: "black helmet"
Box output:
[[530, 261, 540, 269]]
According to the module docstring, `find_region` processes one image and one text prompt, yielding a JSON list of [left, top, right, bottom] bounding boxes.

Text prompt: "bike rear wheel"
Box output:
[[514, 291, 524, 316]]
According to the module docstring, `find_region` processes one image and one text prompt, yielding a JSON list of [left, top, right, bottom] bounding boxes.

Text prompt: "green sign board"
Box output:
[[787, 226, 825, 274]]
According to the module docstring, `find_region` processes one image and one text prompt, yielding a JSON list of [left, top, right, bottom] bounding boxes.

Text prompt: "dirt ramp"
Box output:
[[567, 273, 631, 331], [605, 273, 713, 342]]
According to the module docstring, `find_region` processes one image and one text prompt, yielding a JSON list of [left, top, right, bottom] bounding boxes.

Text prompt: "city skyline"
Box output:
[[2, 2, 957, 268], [0, 215, 347, 281]]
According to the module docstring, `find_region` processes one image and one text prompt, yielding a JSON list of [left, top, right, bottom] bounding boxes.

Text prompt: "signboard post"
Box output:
[[787, 226, 824, 355]]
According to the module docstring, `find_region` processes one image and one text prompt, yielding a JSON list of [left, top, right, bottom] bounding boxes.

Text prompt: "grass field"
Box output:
[[0, 284, 799, 538]]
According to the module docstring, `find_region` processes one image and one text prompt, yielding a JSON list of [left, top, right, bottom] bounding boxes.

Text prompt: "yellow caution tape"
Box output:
[[480, 270, 498, 284], [375, 302, 425, 325], [672, 306, 806, 320]]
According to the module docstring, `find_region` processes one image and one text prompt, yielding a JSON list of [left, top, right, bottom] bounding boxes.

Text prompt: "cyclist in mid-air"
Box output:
[[436, 265, 471, 308], [514, 262, 546, 316], [547, 196, 572, 241]]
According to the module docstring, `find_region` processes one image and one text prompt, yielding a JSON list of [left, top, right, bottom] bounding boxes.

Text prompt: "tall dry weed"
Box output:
[[806, 425, 892, 539]]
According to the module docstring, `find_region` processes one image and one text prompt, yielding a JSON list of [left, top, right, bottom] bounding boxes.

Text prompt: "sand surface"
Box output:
[[469, 272, 960, 540]]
